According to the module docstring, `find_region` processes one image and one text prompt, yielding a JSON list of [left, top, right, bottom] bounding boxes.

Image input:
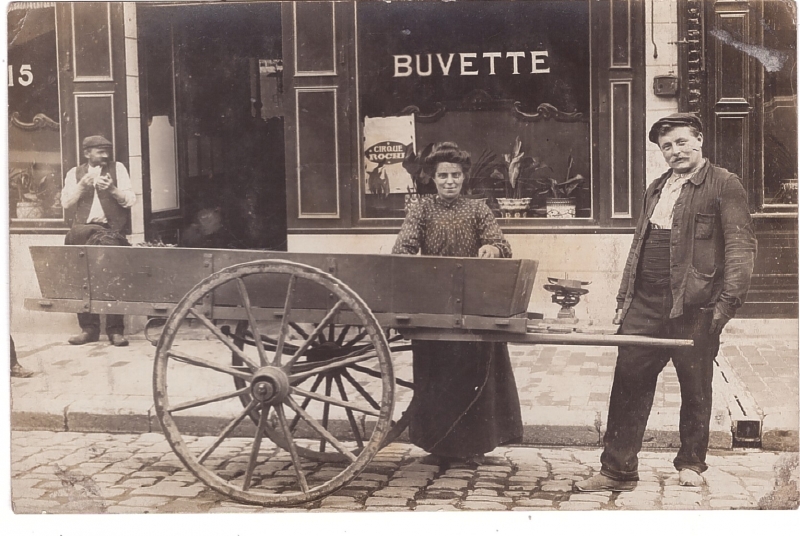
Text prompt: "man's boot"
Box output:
[[68, 330, 100, 345]]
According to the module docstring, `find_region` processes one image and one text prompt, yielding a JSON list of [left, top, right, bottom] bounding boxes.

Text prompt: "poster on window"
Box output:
[[363, 115, 416, 197]]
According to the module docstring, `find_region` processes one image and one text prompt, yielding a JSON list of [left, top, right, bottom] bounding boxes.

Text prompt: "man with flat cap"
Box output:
[[60, 135, 137, 347], [576, 113, 757, 492]]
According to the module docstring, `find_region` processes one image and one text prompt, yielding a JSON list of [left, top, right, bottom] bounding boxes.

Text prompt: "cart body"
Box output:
[[26, 246, 537, 334]]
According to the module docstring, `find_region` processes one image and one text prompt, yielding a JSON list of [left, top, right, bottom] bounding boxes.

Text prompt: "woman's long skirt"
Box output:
[[408, 340, 523, 458]]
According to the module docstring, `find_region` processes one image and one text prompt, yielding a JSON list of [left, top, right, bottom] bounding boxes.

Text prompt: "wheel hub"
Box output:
[[250, 367, 290, 404]]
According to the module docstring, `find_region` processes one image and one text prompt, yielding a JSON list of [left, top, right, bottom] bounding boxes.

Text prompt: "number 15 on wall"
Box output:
[[8, 65, 33, 87]]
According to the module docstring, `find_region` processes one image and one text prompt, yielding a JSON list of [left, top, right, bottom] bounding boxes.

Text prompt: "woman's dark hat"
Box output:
[[648, 113, 703, 144], [82, 135, 113, 150]]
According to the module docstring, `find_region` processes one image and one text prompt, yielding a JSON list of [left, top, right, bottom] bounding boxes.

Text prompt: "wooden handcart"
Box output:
[[25, 246, 691, 506]]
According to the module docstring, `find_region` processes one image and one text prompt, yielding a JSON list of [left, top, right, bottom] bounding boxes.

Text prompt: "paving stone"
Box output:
[[133, 470, 173, 479], [514, 498, 554, 508], [415, 504, 460, 511], [709, 499, 755, 509], [459, 500, 507, 511], [402, 463, 439, 472], [97, 487, 127, 499], [10, 498, 63, 513], [130, 483, 205, 498], [422, 490, 464, 500], [509, 470, 550, 480], [427, 478, 470, 490], [568, 493, 610, 503], [473, 480, 505, 490], [373, 487, 419, 499], [388, 477, 429, 487], [443, 469, 475, 479], [464, 495, 512, 503], [559, 501, 602, 510], [344, 479, 381, 490], [365, 497, 410, 507], [92, 473, 125, 485], [540, 481, 573, 492], [469, 488, 498, 496], [320, 495, 359, 507], [416, 498, 459, 506], [356, 472, 389, 482], [119, 495, 172, 507], [318, 503, 365, 511], [10, 486, 48, 499], [111, 477, 159, 489]]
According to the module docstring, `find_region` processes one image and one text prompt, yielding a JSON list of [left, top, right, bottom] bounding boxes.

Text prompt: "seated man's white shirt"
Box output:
[[61, 162, 136, 224]]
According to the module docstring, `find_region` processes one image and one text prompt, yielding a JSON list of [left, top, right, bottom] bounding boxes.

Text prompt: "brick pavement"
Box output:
[[9, 431, 799, 513]]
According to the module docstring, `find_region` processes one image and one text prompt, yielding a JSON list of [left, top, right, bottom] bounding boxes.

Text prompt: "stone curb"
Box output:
[[10, 403, 738, 450]]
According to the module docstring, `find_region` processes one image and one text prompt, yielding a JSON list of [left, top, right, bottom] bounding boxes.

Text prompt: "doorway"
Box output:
[[139, 2, 287, 250]]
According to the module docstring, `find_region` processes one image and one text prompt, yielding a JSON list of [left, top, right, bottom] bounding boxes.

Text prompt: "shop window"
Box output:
[[761, 0, 797, 209], [8, 4, 64, 223], [356, 0, 591, 221]]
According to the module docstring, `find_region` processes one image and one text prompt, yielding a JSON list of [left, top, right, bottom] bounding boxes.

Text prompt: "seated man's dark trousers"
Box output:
[[600, 227, 720, 481], [65, 223, 126, 338]]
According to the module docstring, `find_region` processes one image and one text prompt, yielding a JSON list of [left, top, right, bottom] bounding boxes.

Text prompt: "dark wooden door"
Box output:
[[703, 0, 798, 317]]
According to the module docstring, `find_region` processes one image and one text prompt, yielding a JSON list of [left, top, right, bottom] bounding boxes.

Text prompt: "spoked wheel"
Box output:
[[153, 259, 394, 506], [227, 321, 415, 462]]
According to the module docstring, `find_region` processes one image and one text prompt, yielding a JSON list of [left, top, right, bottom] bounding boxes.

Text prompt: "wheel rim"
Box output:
[[153, 259, 395, 506], [230, 321, 414, 463]]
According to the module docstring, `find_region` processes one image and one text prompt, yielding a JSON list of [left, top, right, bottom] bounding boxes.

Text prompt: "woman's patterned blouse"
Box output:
[[392, 196, 512, 258]]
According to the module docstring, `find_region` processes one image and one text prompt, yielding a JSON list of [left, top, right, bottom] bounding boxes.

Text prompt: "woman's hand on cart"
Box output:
[[478, 244, 501, 258]]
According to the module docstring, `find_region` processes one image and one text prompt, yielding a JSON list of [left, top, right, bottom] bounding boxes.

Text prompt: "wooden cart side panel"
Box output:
[[463, 259, 537, 317], [28, 246, 538, 319], [509, 259, 539, 315], [29, 246, 89, 300], [85, 247, 210, 303]]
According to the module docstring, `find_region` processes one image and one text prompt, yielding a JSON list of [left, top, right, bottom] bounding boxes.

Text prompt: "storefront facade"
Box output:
[[8, 0, 797, 332]]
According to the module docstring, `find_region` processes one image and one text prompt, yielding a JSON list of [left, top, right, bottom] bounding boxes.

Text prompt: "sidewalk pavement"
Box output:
[[10, 320, 799, 452]]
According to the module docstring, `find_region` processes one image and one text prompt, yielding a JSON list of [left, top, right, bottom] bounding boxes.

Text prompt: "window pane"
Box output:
[[357, 0, 591, 220], [8, 5, 63, 221], [762, 0, 797, 207]]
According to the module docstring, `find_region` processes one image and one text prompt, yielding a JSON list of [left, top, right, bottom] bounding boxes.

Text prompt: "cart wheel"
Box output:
[[228, 321, 414, 463], [153, 259, 394, 506]]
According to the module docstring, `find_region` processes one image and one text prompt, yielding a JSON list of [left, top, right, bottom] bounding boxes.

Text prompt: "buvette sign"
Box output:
[[393, 51, 550, 77]]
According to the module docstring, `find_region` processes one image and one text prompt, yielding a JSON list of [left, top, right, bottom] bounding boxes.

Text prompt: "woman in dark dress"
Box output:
[[392, 142, 523, 463]]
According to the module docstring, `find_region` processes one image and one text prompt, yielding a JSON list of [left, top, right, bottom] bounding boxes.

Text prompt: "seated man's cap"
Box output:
[[648, 113, 703, 144], [82, 135, 113, 150]]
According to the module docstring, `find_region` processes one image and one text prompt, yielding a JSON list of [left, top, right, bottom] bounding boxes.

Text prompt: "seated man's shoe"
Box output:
[[68, 330, 99, 345], [109, 334, 129, 347], [11, 364, 34, 378], [679, 468, 705, 487], [574, 473, 636, 493]]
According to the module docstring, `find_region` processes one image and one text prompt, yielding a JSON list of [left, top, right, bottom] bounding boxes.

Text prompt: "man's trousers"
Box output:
[[600, 281, 720, 481]]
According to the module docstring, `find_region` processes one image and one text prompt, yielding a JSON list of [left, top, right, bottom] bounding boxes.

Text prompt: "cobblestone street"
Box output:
[[9, 431, 798, 514]]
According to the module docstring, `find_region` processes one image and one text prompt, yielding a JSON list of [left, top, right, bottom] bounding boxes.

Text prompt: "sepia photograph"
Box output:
[[4, 0, 799, 527]]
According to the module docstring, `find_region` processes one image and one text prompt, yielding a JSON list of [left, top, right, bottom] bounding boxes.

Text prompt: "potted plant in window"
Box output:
[[493, 137, 553, 218], [9, 164, 54, 219], [535, 154, 586, 218]]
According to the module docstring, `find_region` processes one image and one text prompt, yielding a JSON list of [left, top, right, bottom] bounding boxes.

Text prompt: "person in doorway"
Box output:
[[576, 113, 757, 492], [392, 141, 523, 465], [60, 135, 137, 347]]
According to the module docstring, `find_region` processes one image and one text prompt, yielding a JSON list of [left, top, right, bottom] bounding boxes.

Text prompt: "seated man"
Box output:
[[60, 135, 137, 347]]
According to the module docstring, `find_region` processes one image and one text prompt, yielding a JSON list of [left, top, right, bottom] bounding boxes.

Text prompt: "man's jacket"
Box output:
[[616, 160, 757, 322]]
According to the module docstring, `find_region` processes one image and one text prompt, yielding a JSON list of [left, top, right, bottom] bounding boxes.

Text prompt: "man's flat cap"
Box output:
[[82, 135, 113, 150], [648, 113, 703, 144]]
